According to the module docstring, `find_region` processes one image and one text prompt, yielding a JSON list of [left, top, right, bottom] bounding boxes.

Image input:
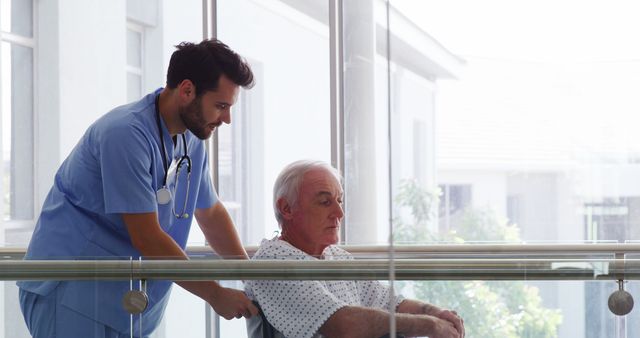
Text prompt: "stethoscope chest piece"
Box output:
[[156, 187, 171, 205]]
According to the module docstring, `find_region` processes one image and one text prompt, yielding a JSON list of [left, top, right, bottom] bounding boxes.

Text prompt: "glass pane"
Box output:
[[1, 42, 33, 221], [217, 0, 332, 245], [127, 72, 142, 102], [218, 0, 332, 336], [9, 43, 34, 220], [1, 41, 11, 220], [342, 0, 392, 246], [0, 0, 33, 37], [0, 0, 8, 33], [7, 254, 140, 338], [159, 284, 207, 338], [389, 0, 640, 243], [3, 281, 32, 337], [127, 28, 142, 68], [4, 253, 637, 338], [389, 0, 640, 336], [399, 280, 568, 337]]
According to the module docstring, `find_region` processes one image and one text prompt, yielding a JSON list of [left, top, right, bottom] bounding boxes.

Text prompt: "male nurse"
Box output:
[[18, 39, 258, 338]]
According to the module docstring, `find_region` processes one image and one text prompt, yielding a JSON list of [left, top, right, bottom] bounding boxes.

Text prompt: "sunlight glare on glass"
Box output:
[[1, 42, 11, 162], [1, 41, 11, 220], [391, 0, 640, 157], [0, 0, 10, 33], [392, 0, 640, 61]]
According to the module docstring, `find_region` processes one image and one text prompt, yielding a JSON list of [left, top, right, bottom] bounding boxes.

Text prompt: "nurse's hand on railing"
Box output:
[[209, 285, 259, 320]]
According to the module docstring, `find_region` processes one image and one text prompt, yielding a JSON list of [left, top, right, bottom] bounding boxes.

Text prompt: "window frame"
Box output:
[[125, 20, 145, 102], [1, 0, 37, 229]]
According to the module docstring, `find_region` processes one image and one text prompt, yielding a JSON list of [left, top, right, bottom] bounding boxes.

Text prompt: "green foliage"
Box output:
[[393, 180, 563, 338], [395, 179, 439, 225], [455, 208, 521, 242]]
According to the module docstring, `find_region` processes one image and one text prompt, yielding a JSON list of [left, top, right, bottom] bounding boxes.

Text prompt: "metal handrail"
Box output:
[[337, 243, 640, 255], [5, 243, 640, 258], [3, 243, 640, 281], [0, 258, 634, 281]]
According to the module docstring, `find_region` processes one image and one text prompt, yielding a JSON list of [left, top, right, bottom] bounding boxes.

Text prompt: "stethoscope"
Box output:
[[155, 94, 192, 219]]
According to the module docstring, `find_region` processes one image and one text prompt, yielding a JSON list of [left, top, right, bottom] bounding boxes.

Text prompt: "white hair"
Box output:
[[273, 160, 342, 227]]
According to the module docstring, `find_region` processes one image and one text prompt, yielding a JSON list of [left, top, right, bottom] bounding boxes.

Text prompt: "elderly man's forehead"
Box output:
[[301, 168, 341, 191], [314, 190, 344, 200]]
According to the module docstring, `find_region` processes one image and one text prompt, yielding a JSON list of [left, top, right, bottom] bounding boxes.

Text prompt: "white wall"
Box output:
[[57, 0, 127, 160], [438, 170, 508, 216], [373, 58, 391, 243], [505, 171, 584, 241], [391, 66, 437, 235], [393, 67, 436, 187], [576, 163, 640, 200], [160, 0, 202, 74], [35, 0, 129, 209]]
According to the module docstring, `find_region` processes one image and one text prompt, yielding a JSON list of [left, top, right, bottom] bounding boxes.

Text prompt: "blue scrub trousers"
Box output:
[[19, 286, 142, 338]]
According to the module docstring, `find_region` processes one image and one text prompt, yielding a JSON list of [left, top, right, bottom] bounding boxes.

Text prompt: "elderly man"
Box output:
[[246, 160, 464, 338]]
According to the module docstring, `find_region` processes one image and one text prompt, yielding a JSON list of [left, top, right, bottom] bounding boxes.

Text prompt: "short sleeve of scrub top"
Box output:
[[99, 123, 157, 214]]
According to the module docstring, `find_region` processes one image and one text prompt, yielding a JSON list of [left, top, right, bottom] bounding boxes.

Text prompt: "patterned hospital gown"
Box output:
[[245, 238, 404, 338]]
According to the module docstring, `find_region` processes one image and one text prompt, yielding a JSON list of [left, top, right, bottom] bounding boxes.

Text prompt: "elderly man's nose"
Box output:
[[334, 203, 344, 219]]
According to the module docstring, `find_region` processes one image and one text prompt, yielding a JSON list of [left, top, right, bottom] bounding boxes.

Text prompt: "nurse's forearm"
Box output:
[[122, 212, 237, 312], [122, 213, 258, 319], [195, 202, 248, 259], [122, 212, 190, 258], [131, 226, 224, 302], [206, 219, 246, 259]]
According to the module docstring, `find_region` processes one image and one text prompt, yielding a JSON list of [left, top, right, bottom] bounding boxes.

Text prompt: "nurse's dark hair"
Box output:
[[166, 39, 254, 96]]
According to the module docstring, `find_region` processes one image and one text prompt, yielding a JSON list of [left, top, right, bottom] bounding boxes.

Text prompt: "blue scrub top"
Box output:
[[18, 89, 218, 335]]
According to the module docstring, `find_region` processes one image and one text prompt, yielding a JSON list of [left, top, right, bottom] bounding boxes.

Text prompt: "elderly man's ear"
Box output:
[[277, 198, 294, 221]]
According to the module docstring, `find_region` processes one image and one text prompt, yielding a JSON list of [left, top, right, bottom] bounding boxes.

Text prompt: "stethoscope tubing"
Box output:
[[154, 94, 192, 218]]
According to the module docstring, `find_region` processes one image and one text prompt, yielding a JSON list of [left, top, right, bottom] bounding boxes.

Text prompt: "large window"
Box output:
[[217, 0, 332, 246], [216, 1, 333, 335], [126, 21, 144, 102], [392, 0, 640, 336], [4, 0, 640, 337], [1, 0, 35, 224]]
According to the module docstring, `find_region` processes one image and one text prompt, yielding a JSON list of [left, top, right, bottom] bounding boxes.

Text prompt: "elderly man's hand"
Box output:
[[432, 309, 465, 337], [424, 315, 462, 338], [209, 286, 259, 320]]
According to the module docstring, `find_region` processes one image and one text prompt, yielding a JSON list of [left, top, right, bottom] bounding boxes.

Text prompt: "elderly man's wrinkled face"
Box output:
[[288, 168, 344, 255]]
